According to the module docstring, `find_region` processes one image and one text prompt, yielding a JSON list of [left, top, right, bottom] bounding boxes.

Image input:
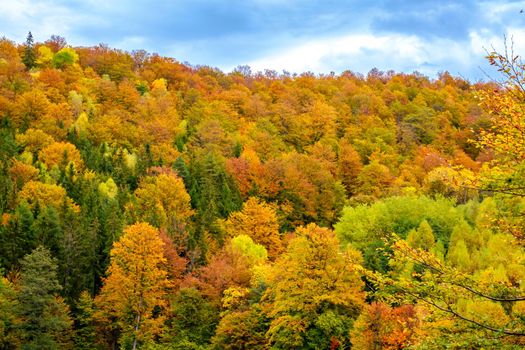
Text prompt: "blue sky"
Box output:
[[0, 0, 524, 80]]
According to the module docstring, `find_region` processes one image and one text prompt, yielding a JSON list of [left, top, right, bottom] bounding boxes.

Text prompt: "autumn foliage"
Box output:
[[0, 34, 523, 349]]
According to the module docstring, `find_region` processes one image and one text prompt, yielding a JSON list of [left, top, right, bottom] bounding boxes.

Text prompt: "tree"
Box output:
[[73, 291, 97, 350], [357, 161, 394, 198], [351, 303, 422, 350], [95, 222, 170, 349], [164, 288, 219, 347], [334, 195, 461, 272], [262, 224, 365, 349], [45, 35, 67, 52], [0, 274, 18, 348], [22, 32, 36, 69], [367, 237, 525, 345], [192, 240, 254, 304], [18, 181, 79, 213], [52, 47, 78, 69], [472, 44, 525, 243], [211, 306, 268, 350], [36, 45, 54, 67], [0, 202, 35, 271], [31, 206, 63, 260], [38, 141, 84, 172], [191, 152, 242, 229], [16, 246, 73, 349], [406, 219, 435, 251], [338, 139, 363, 195], [222, 197, 282, 258], [129, 171, 193, 233]]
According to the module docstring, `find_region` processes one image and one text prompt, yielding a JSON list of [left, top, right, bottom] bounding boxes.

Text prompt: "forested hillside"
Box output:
[[0, 34, 524, 349]]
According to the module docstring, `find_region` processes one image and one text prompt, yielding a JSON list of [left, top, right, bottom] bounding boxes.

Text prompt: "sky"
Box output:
[[0, 0, 524, 80]]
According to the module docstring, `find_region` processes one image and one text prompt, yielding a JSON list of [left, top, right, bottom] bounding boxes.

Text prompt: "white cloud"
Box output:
[[0, 0, 98, 45], [470, 27, 525, 56], [479, 1, 523, 23], [242, 32, 477, 77]]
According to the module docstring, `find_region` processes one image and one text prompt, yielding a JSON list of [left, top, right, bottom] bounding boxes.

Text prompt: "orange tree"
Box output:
[[95, 222, 170, 349]]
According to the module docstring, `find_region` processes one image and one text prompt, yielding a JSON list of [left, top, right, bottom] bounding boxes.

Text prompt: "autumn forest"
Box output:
[[0, 33, 524, 349]]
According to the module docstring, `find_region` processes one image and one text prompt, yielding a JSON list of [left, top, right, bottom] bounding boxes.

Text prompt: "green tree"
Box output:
[[22, 32, 36, 69], [164, 288, 219, 348], [73, 291, 96, 350], [406, 219, 435, 251], [52, 47, 78, 69], [16, 246, 73, 349], [0, 274, 18, 349], [0, 202, 35, 271], [31, 206, 63, 261], [191, 152, 242, 228]]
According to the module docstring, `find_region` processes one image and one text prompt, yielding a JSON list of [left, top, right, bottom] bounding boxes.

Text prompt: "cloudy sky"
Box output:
[[1, 0, 524, 80]]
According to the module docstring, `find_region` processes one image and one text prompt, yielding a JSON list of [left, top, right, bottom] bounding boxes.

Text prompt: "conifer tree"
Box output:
[[191, 152, 241, 228], [0, 273, 17, 348], [22, 31, 36, 69], [73, 291, 97, 350], [16, 246, 73, 349], [31, 206, 63, 260], [0, 202, 35, 271]]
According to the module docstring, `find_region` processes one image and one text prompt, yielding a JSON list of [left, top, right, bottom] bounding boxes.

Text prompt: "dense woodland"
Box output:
[[0, 33, 524, 349]]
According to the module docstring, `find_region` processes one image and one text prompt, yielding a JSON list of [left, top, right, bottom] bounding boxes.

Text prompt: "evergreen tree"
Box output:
[[164, 288, 219, 347], [73, 291, 97, 350], [60, 208, 98, 303], [31, 206, 63, 260], [22, 32, 36, 69], [0, 273, 18, 349], [0, 202, 35, 271], [173, 155, 191, 191], [191, 152, 241, 229], [16, 246, 73, 349]]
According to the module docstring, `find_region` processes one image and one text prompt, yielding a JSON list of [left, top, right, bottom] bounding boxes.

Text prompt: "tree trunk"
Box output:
[[132, 295, 143, 350]]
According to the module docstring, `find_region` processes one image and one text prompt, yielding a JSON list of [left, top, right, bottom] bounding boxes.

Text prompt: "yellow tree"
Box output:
[[473, 46, 525, 243], [337, 139, 363, 196], [38, 141, 84, 171], [262, 224, 365, 349], [222, 197, 282, 258], [95, 222, 170, 349], [129, 171, 193, 233], [18, 180, 79, 213], [15, 128, 54, 154]]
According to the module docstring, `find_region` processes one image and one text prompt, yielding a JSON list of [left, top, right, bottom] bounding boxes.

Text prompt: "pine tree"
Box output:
[[73, 291, 97, 350], [16, 246, 73, 349], [0, 273, 18, 348], [0, 202, 35, 271], [173, 155, 191, 191], [191, 152, 242, 229], [31, 206, 63, 260], [22, 32, 36, 69]]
